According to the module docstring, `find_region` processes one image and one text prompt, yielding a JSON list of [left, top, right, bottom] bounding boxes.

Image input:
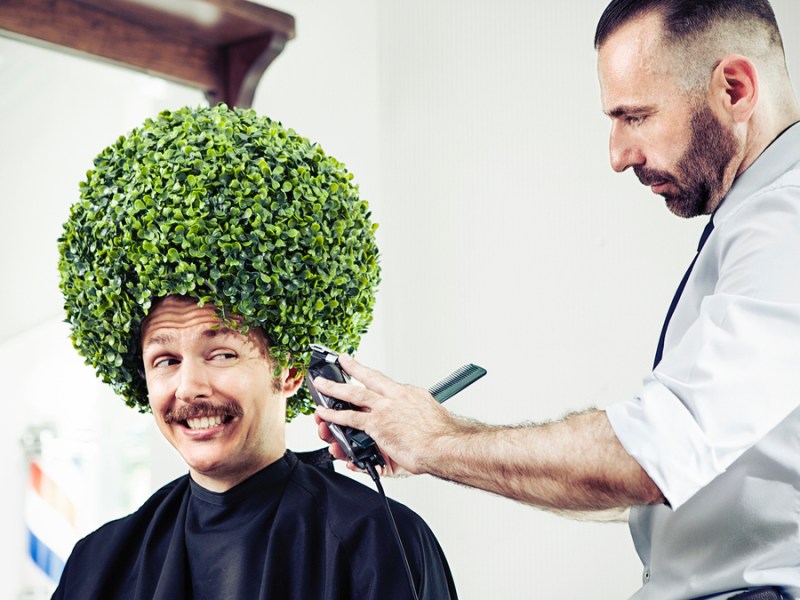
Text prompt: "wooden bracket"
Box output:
[[0, 0, 295, 108]]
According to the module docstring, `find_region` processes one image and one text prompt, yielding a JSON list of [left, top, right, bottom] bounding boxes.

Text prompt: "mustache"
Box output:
[[163, 401, 244, 424], [634, 166, 676, 187]]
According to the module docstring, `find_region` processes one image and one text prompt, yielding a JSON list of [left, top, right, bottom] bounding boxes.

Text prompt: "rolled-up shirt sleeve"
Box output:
[[607, 174, 800, 510], [608, 295, 800, 509]]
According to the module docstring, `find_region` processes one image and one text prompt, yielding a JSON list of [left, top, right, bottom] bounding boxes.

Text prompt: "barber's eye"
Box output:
[[211, 352, 237, 361], [626, 115, 646, 126]]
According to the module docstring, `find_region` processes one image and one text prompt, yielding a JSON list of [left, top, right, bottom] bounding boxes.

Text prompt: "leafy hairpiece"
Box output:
[[58, 104, 380, 420]]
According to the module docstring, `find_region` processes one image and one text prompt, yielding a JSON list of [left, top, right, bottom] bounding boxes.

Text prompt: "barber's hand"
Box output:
[[314, 416, 407, 477], [313, 355, 454, 477]]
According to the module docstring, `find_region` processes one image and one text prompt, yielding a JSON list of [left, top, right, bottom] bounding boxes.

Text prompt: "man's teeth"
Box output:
[[186, 415, 224, 430]]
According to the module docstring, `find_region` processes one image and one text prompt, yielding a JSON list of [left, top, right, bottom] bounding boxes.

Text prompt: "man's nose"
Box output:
[[175, 359, 212, 402], [609, 124, 645, 173]]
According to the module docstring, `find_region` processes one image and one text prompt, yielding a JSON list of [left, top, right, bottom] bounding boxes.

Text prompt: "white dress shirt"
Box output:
[[606, 122, 800, 600]]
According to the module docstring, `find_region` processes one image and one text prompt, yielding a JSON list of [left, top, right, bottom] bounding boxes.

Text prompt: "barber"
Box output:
[[315, 1, 800, 598]]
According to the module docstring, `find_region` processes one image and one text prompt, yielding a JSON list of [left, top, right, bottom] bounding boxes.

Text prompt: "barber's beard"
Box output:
[[635, 103, 739, 218]]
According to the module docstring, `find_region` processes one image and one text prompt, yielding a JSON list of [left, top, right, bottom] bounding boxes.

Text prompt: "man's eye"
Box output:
[[625, 115, 646, 126], [153, 357, 180, 368], [211, 352, 237, 361]]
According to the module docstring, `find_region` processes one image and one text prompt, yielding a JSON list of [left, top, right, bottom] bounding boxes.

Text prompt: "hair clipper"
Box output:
[[306, 344, 385, 470]]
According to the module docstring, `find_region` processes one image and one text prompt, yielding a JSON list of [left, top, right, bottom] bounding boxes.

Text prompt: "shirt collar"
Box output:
[[189, 451, 295, 506], [714, 121, 800, 227]]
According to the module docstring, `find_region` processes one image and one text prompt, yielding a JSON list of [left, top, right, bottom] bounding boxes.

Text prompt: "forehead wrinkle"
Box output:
[[140, 298, 269, 358], [202, 327, 242, 341], [142, 331, 176, 350], [143, 325, 240, 348]]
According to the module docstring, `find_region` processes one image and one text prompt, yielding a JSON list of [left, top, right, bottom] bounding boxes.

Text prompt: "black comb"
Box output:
[[428, 364, 487, 403]]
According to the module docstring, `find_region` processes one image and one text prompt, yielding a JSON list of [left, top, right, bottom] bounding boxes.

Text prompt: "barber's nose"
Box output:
[[175, 359, 212, 402], [609, 124, 644, 173]]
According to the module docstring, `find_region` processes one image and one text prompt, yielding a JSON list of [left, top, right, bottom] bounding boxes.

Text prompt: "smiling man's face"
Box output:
[[141, 295, 298, 492]]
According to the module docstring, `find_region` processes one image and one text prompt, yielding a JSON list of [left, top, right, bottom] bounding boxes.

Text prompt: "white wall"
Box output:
[[2, 1, 800, 598], [267, 1, 800, 597]]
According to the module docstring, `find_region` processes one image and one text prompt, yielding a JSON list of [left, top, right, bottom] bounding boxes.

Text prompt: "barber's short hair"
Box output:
[[594, 0, 783, 50]]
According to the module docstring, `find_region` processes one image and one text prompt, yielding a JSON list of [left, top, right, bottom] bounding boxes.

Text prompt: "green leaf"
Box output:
[[57, 104, 381, 421]]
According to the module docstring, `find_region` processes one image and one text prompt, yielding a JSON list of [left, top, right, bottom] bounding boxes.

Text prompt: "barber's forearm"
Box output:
[[312, 356, 664, 510], [424, 409, 665, 511]]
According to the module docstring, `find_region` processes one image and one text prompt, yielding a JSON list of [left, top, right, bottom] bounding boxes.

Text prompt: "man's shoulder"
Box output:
[[285, 454, 430, 531], [287, 453, 394, 509], [284, 454, 452, 582], [54, 474, 190, 597], [272, 454, 457, 599], [760, 158, 800, 195]]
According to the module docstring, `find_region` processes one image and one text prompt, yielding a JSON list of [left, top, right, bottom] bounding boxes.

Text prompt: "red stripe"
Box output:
[[29, 461, 77, 527]]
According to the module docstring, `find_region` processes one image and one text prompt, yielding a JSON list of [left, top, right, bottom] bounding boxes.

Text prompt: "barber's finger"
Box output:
[[321, 440, 366, 473], [315, 406, 368, 431], [312, 376, 375, 409], [346, 461, 366, 474], [316, 419, 335, 444], [381, 457, 410, 478], [337, 355, 400, 397], [326, 441, 350, 462]]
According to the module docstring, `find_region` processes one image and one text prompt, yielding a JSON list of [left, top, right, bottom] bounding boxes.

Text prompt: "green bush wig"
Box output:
[[58, 104, 380, 420]]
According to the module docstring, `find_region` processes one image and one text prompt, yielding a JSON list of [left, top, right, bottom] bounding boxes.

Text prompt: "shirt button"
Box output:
[[643, 569, 651, 582]]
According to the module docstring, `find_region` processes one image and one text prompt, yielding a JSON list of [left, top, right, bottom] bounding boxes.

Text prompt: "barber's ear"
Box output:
[[711, 54, 758, 122], [281, 367, 303, 397]]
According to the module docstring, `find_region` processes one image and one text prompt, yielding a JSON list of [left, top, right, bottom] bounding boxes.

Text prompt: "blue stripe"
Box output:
[[27, 529, 66, 583]]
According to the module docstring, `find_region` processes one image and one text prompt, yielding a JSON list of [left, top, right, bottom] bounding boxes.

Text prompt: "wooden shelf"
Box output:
[[0, 0, 295, 108]]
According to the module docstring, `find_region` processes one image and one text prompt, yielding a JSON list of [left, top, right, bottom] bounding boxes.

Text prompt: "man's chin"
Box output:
[[664, 195, 706, 219], [665, 197, 689, 218], [182, 448, 229, 475]]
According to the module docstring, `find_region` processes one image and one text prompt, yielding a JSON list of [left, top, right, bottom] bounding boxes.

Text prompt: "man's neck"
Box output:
[[189, 450, 286, 493], [737, 107, 800, 177]]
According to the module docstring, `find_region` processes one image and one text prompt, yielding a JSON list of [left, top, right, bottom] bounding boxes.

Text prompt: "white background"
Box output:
[[2, 1, 799, 598]]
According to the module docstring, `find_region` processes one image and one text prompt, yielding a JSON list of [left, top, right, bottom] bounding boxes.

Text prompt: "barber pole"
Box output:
[[21, 427, 84, 595]]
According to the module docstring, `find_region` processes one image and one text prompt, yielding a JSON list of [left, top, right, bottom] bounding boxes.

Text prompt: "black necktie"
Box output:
[[653, 218, 715, 368]]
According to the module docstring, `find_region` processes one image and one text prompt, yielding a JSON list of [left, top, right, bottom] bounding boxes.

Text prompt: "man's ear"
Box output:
[[281, 367, 303, 397], [711, 54, 758, 123]]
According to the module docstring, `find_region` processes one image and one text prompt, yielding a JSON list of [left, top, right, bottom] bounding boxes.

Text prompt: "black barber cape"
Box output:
[[52, 451, 457, 599]]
